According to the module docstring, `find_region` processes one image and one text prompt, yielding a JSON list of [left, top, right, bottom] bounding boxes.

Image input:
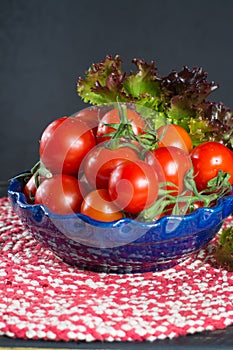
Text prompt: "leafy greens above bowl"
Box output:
[[77, 55, 233, 150]]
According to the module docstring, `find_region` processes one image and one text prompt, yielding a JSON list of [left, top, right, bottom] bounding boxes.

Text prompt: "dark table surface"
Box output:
[[0, 326, 233, 350], [1, 182, 233, 349]]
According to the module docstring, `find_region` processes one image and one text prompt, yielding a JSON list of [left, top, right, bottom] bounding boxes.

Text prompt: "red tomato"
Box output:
[[190, 141, 233, 191], [35, 174, 84, 215], [157, 124, 193, 153], [23, 173, 46, 203], [80, 189, 124, 222], [23, 174, 38, 203], [83, 143, 140, 189], [146, 146, 192, 196], [39, 116, 96, 176], [74, 107, 105, 137], [108, 160, 159, 214], [96, 108, 145, 143]]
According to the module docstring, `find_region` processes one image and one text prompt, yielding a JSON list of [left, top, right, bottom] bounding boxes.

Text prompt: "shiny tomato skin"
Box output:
[[39, 116, 67, 146], [23, 174, 46, 203], [80, 189, 124, 222], [23, 174, 38, 203], [74, 107, 105, 137], [157, 124, 193, 153], [83, 144, 140, 189], [39, 117, 96, 176], [34, 174, 84, 215], [96, 108, 145, 143], [146, 146, 193, 196], [108, 160, 159, 214], [190, 141, 233, 191]]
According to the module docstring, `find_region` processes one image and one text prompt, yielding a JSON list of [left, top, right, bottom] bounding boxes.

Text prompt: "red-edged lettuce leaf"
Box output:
[[214, 227, 233, 271], [123, 58, 161, 98], [77, 55, 233, 149], [77, 55, 129, 104]]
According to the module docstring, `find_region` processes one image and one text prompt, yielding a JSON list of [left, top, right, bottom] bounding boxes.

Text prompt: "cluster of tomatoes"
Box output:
[[23, 105, 233, 222]]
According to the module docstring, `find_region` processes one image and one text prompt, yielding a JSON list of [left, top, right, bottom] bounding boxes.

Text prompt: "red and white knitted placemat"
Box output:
[[0, 197, 233, 342]]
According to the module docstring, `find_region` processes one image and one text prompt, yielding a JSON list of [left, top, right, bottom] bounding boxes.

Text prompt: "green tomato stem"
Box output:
[[138, 169, 232, 222]]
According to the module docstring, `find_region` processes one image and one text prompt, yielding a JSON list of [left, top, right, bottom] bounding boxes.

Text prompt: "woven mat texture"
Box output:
[[0, 197, 233, 342]]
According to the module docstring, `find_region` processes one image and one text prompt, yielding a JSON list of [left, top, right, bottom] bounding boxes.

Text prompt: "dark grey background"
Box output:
[[1, 0, 233, 181]]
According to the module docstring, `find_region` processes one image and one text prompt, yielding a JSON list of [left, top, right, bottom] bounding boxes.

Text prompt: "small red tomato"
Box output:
[[74, 107, 104, 137], [146, 146, 192, 196], [40, 116, 96, 176], [23, 174, 38, 203], [157, 124, 193, 153], [191, 141, 233, 191], [108, 160, 159, 214], [35, 174, 84, 215], [83, 143, 140, 189], [80, 189, 124, 222]]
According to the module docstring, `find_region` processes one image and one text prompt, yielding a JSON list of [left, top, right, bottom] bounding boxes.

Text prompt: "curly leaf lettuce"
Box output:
[[77, 55, 233, 149], [77, 55, 128, 104], [214, 227, 233, 271]]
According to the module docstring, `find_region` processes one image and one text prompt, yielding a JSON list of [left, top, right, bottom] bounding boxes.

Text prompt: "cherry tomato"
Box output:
[[108, 160, 159, 214], [83, 143, 140, 189], [40, 116, 96, 176], [80, 189, 124, 222], [35, 174, 84, 215], [157, 124, 193, 153], [23, 174, 38, 203], [74, 107, 105, 137], [146, 146, 192, 196], [190, 141, 233, 191], [96, 108, 145, 143]]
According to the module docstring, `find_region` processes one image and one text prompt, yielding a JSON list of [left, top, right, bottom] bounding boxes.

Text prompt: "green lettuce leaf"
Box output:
[[214, 227, 233, 271], [77, 55, 128, 104], [77, 55, 233, 149]]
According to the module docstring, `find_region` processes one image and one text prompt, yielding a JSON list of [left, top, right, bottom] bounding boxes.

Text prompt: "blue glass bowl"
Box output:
[[8, 173, 233, 273]]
